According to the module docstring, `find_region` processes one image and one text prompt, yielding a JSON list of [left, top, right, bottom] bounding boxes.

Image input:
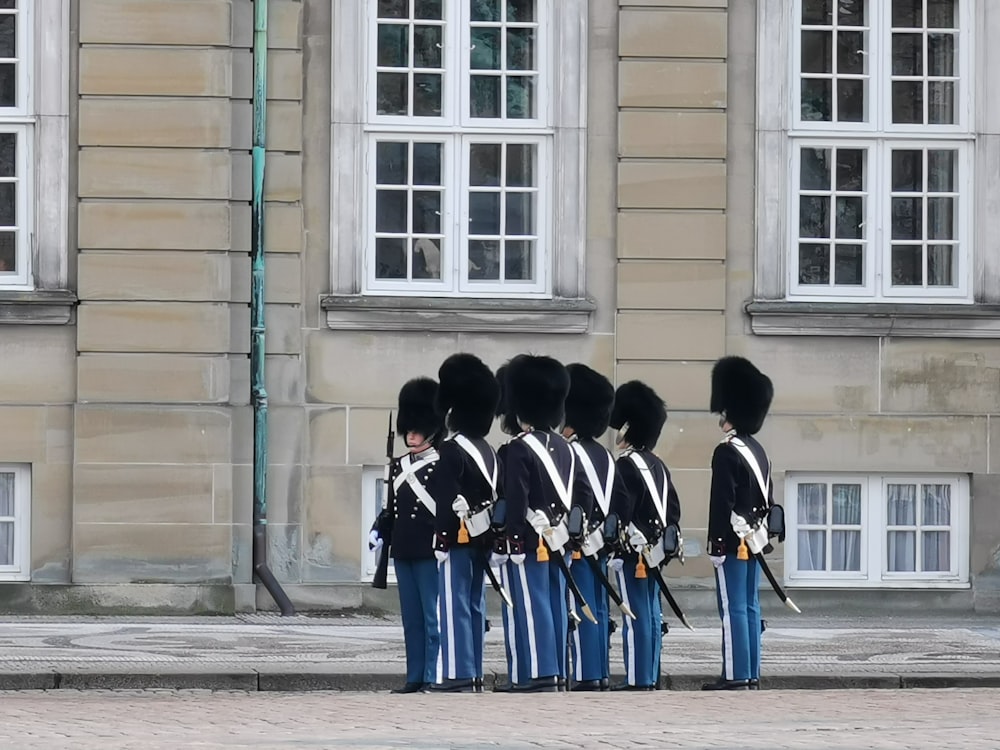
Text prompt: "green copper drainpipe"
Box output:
[[251, 0, 295, 616]]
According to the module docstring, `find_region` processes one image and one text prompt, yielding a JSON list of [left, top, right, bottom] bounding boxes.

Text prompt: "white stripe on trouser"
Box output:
[[501, 565, 519, 684], [617, 568, 635, 685], [517, 563, 539, 679], [443, 557, 456, 679], [572, 624, 582, 681], [717, 565, 734, 680]]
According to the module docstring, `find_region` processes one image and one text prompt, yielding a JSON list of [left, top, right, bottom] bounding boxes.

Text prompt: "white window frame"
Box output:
[[331, 0, 587, 301], [754, 0, 1000, 304], [0, 463, 31, 582], [784, 472, 970, 588], [360, 465, 396, 585]]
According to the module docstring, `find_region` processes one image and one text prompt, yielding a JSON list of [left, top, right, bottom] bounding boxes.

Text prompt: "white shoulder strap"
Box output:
[[522, 433, 574, 510], [452, 434, 498, 501], [628, 452, 668, 526], [727, 437, 770, 504], [572, 442, 613, 516], [393, 452, 438, 516]]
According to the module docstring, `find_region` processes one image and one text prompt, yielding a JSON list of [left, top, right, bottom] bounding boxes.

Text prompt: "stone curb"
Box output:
[[2, 672, 999, 692]]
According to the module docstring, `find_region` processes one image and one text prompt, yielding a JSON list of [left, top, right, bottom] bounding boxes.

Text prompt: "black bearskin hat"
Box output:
[[710, 356, 773, 435], [436, 353, 500, 438], [609, 381, 667, 451], [506, 354, 570, 430], [565, 364, 615, 440], [396, 377, 442, 439], [494, 363, 520, 436]]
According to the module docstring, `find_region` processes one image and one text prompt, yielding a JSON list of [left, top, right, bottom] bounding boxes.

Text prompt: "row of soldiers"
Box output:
[[369, 352, 782, 693]]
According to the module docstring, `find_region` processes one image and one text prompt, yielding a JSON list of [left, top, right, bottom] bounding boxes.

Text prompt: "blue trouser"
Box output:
[[438, 546, 486, 681], [616, 553, 662, 687], [570, 555, 610, 682], [505, 554, 563, 684], [714, 555, 762, 681], [394, 558, 440, 685]]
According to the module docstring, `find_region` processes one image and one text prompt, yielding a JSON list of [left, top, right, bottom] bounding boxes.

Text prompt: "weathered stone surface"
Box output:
[[75, 406, 232, 464], [231, 406, 305, 466], [78, 252, 231, 303], [615, 360, 714, 412], [78, 354, 230, 403], [29, 462, 73, 583], [231, 205, 303, 254], [309, 408, 348, 467], [618, 212, 726, 259], [0, 407, 48, 463], [617, 312, 725, 361], [619, 60, 726, 108], [80, 49, 232, 97], [619, 111, 727, 159], [79, 99, 232, 148], [79, 149, 231, 200], [618, 260, 725, 310], [230, 255, 301, 304], [80, 0, 231, 45], [79, 202, 231, 251], [881, 339, 1000, 415], [74, 464, 215, 524], [618, 161, 726, 209], [229, 305, 302, 355], [620, 9, 727, 58], [78, 303, 231, 354], [0, 328, 75, 404], [303, 466, 365, 582]]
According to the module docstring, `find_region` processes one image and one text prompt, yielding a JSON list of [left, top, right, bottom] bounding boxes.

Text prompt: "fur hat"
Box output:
[[609, 381, 667, 451], [565, 364, 615, 440], [710, 356, 773, 435], [494, 363, 520, 436], [506, 354, 570, 430], [396, 377, 442, 438], [436, 353, 500, 438]]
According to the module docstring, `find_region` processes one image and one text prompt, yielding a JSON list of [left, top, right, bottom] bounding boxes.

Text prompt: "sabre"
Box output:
[[484, 562, 514, 610], [644, 555, 695, 631], [583, 554, 635, 620], [546, 540, 598, 625], [753, 550, 801, 613]]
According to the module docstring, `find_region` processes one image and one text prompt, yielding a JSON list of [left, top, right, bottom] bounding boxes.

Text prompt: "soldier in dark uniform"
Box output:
[[428, 353, 501, 693], [370, 377, 444, 694], [607, 381, 682, 690], [703, 356, 775, 691], [501, 354, 575, 692]]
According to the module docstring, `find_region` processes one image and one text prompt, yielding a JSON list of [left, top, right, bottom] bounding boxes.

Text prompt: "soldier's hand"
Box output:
[[489, 551, 509, 569], [608, 556, 625, 574], [368, 530, 382, 552], [434, 549, 449, 565]]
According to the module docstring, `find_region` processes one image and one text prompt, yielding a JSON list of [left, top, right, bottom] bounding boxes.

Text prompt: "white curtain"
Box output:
[[921, 484, 951, 571], [0, 473, 14, 567], [887, 484, 916, 572], [831, 484, 862, 571], [797, 484, 826, 571]]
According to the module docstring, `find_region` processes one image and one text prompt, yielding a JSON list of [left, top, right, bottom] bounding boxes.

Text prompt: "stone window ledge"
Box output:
[[0, 290, 77, 325], [322, 295, 595, 334], [746, 300, 1000, 338]]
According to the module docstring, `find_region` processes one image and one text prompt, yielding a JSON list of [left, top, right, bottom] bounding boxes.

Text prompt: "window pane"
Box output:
[[506, 192, 534, 235], [506, 77, 534, 119], [376, 142, 407, 185], [471, 27, 501, 70], [471, 76, 501, 118], [837, 149, 865, 191], [834, 245, 864, 285], [0, 473, 13, 516], [469, 192, 501, 235], [377, 24, 408, 67], [838, 0, 866, 24], [892, 33, 923, 76], [892, 150, 922, 192], [802, 0, 833, 24], [470, 144, 501, 186], [411, 238, 441, 279], [377, 72, 408, 116], [507, 28, 535, 70], [0, 65, 14, 107], [891, 245, 923, 285], [927, 197, 954, 240], [888, 530, 916, 571], [377, 0, 407, 19], [927, 0, 957, 28], [835, 196, 863, 239], [414, 25, 442, 68], [922, 531, 950, 571], [801, 79, 832, 121], [505, 240, 533, 280], [928, 150, 955, 192], [797, 483, 827, 525], [0, 13, 14, 58], [414, 0, 443, 20], [507, 0, 534, 22], [800, 148, 831, 190], [799, 244, 830, 284], [412, 143, 442, 186], [928, 33, 955, 76], [927, 245, 955, 285], [837, 79, 866, 122], [376, 190, 407, 233], [0, 183, 15, 226], [798, 530, 826, 571], [0, 233, 14, 273], [891, 197, 922, 239], [892, 0, 922, 28], [412, 191, 441, 234], [831, 530, 862, 571], [892, 81, 923, 124], [375, 238, 407, 279], [0, 521, 12, 566], [413, 73, 442, 116], [468, 239, 500, 280], [800, 196, 830, 238], [832, 483, 862, 524], [472, 0, 501, 22], [928, 80, 955, 124], [802, 30, 833, 74], [506, 144, 535, 187], [887, 484, 917, 525], [922, 484, 951, 525]]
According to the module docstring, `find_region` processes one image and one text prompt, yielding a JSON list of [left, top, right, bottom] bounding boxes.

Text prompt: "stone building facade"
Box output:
[[0, 0, 996, 614]]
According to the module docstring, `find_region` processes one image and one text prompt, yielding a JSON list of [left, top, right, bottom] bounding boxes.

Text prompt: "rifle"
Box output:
[[372, 412, 395, 590]]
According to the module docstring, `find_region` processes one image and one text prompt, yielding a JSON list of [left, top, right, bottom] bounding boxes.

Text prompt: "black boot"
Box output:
[[473, 677, 484, 693], [611, 682, 655, 691], [700, 678, 750, 691], [748, 678, 760, 690], [571, 679, 602, 692], [390, 682, 426, 694], [511, 676, 559, 693], [599, 677, 611, 691], [428, 678, 475, 693]]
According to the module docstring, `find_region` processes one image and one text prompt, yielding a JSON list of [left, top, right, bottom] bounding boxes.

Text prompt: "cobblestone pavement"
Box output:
[[1, 688, 998, 749]]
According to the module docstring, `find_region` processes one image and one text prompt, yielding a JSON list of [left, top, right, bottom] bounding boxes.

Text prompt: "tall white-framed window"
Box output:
[[331, 0, 587, 301], [785, 472, 969, 587], [0, 1, 32, 287], [0, 463, 31, 581], [360, 466, 396, 584], [754, 0, 993, 305]]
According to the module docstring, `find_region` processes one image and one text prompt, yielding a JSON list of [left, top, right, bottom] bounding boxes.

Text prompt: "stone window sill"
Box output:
[[321, 295, 596, 334], [0, 290, 77, 325], [746, 300, 1000, 338]]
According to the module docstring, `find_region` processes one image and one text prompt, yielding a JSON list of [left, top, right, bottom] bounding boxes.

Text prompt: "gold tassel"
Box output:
[[635, 556, 647, 579], [572, 550, 582, 560], [458, 517, 470, 544], [536, 536, 549, 562], [737, 537, 749, 561]]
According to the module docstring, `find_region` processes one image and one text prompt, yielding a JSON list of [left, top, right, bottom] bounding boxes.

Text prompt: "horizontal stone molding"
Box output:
[[746, 301, 1000, 338], [321, 295, 596, 334], [0, 290, 78, 325]]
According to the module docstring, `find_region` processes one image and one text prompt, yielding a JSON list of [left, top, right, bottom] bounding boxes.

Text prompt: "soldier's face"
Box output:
[[405, 431, 430, 451]]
